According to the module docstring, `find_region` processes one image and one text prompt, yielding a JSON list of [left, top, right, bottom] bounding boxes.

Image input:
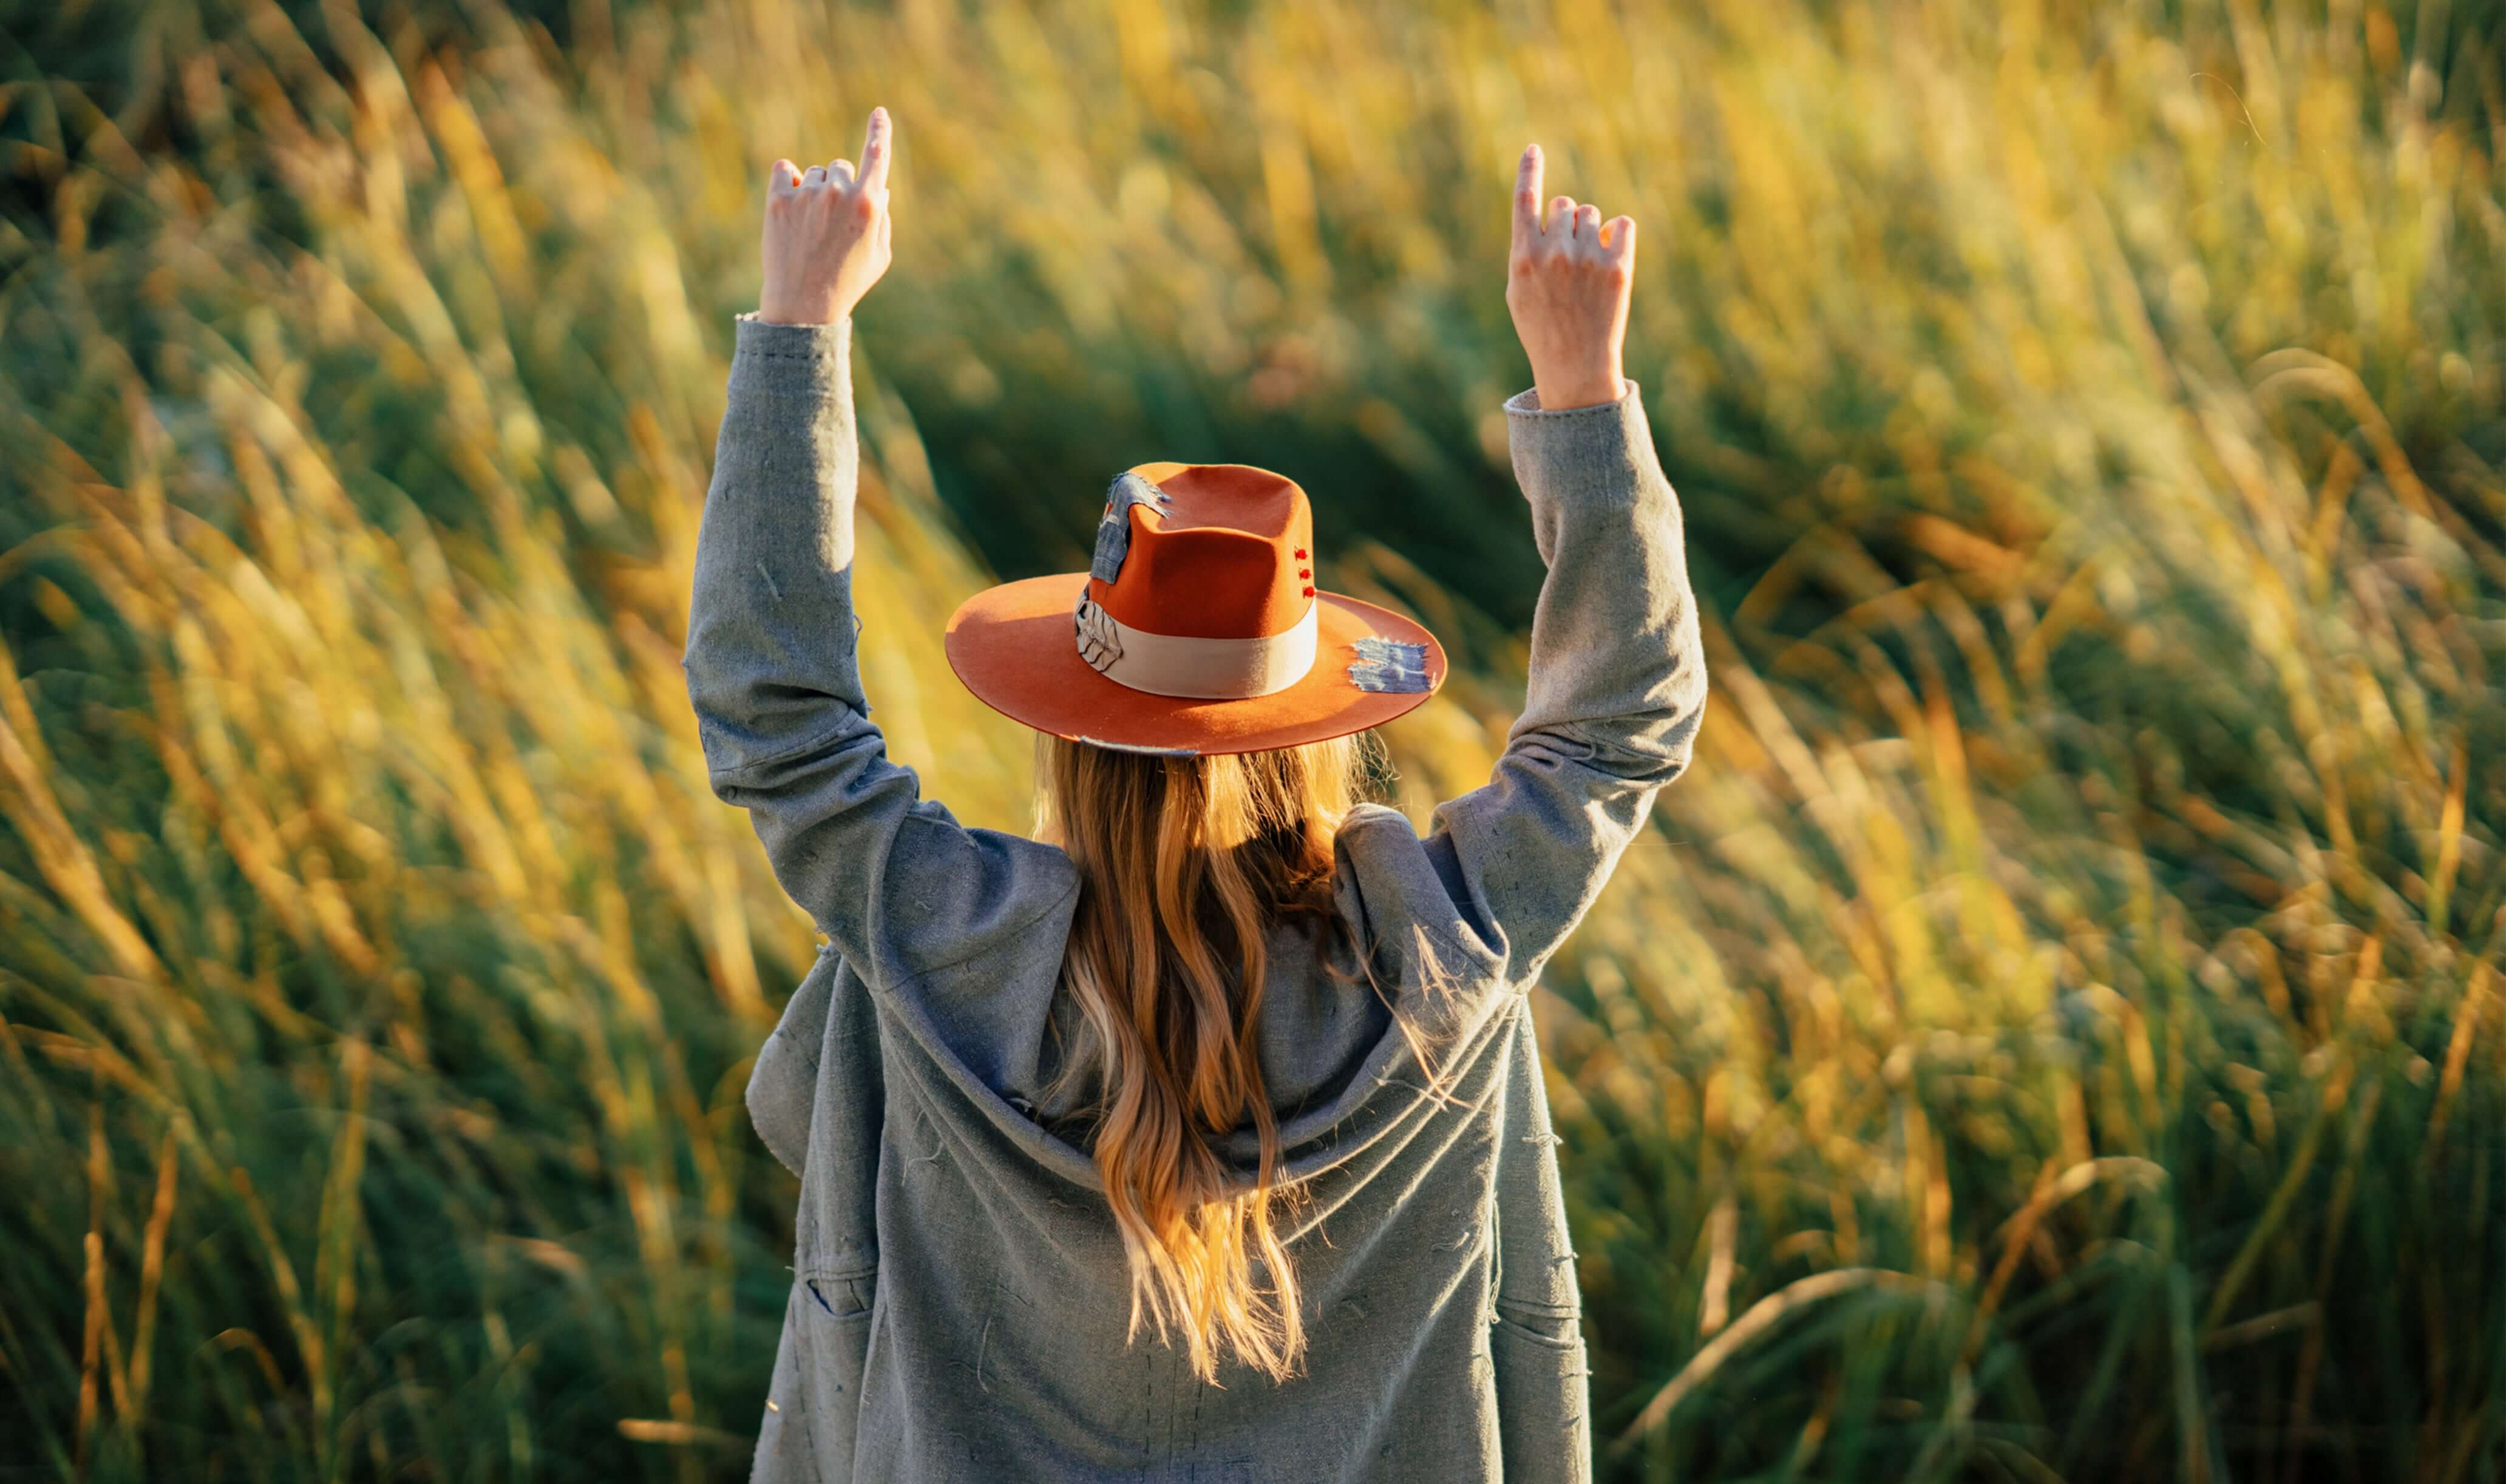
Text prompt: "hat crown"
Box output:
[[1087, 462, 1316, 640]]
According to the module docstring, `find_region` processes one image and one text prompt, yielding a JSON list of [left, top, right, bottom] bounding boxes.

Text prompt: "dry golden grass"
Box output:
[[3, 0, 2503, 1478]]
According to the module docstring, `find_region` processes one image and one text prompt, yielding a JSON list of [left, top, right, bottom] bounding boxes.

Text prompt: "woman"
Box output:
[[686, 106, 1706, 1483]]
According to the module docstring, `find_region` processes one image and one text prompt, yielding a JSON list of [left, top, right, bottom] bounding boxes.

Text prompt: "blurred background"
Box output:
[[5, 0, 2505, 1478]]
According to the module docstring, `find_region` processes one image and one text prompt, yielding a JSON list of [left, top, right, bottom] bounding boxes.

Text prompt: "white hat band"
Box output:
[[1074, 595, 1319, 699]]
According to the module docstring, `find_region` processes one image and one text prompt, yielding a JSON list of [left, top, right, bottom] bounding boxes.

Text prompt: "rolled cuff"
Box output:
[[729, 312, 852, 401], [1501, 378, 1635, 416], [1503, 378, 1657, 510]]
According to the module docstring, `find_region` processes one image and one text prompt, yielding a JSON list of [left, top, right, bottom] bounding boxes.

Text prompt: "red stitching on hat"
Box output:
[[1297, 568, 1311, 579], [1301, 584, 1314, 597], [1294, 548, 1307, 560]]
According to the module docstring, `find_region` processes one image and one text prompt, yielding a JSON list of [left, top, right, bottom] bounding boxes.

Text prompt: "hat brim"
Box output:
[[943, 573, 1446, 756]]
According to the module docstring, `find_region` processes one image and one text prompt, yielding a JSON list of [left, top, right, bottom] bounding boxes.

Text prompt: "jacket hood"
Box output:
[[849, 805, 1514, 1202]]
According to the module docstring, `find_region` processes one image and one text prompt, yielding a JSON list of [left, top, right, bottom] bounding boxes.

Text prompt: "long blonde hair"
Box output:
[[1034, 732, 1370, 1384]]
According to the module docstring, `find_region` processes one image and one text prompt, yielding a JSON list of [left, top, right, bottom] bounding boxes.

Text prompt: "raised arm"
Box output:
[[1421, 143, 1708, 987], [684, 109, 1073, 991]]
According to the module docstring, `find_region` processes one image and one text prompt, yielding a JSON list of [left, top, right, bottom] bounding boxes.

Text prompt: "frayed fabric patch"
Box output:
[[1073, 595, 1122, 673], [1088, 472, 1173, 583], [1347, 636, 1431, 693]]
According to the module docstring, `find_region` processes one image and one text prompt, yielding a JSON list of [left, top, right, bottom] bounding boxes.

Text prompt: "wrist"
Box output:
[[1530, 371, 1627, 411], [753, 296, 855, 327]]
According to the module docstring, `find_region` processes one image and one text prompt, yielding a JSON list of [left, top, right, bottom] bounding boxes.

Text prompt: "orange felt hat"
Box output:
[[943, 461, 1447, 756]]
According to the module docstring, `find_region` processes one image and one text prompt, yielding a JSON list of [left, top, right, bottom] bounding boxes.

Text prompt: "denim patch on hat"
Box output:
[[1089, 472, 1173, 583], [1348, 636, 1431, 693]]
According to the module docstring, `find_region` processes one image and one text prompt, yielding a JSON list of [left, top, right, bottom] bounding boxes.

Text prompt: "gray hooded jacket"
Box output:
[[685, 314, 1706, 1483]]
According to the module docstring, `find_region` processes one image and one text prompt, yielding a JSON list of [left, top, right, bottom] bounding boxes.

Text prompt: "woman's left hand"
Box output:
[[758, 106, 894, 326]]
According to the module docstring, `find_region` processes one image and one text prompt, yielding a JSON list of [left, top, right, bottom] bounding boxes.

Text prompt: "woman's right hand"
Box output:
[[1503, 143, 1634, 411], [758, 107, 895, 327]]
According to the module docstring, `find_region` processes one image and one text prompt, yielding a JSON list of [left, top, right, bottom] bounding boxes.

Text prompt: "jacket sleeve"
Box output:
[[683, 315, 1075, 994], [1420, 378, 1708, 988]]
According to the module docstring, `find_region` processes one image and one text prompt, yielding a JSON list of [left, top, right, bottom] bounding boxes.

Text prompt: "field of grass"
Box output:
[[5, 0, 2505, 1478]]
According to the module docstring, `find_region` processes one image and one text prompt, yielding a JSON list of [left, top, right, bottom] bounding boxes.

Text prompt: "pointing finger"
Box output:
[[1512, 144, 1543, 250], [861, 106, 892, 193]]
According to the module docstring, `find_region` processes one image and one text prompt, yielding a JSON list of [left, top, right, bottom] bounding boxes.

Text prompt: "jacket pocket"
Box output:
[[792, 1262, 879, 1482], [1488, 1299, 1592, 1484]]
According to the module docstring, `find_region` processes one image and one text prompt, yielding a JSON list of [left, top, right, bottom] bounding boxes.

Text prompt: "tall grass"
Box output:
[[3, 0, 2503, 1479]]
